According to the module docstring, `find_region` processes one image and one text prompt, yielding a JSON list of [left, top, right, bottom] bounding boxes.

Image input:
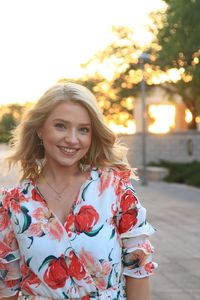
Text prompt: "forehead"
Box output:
[[47, 101, 91, 123]]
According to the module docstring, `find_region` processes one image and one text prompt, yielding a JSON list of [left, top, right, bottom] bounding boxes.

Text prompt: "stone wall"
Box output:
[[119, 131, 200, 168]]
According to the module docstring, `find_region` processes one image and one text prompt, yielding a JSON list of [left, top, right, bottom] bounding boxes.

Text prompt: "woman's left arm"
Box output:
[[126, 276, 151, 300]]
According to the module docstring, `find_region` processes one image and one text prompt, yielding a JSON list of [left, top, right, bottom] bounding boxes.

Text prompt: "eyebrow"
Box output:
[[53, 118, 91, 126]]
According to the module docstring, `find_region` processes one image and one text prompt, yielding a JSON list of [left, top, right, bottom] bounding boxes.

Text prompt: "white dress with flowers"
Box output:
[[0, 168, 157, 300]]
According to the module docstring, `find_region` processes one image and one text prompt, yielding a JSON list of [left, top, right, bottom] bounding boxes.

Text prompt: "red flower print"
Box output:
[[81, 296, 90, 300], [44, 257, 68, 289], [120, 190, 138, 213], [68, 251, 86, 280], [5, 279, 19, 288], [21, 270, 41, 295], [0, 207, 10, 231], [64, 214, 75, 233], [74, 205, 99, 233], [3, 188, 27, 212], [118, 209, 138, 234], [144, 261, 154, 274], [0, 241, 11, 258], [31, 189, 45, 204]]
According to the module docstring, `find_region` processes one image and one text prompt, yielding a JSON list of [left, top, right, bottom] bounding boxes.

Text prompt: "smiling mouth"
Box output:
[[58, 146, 79, 154]]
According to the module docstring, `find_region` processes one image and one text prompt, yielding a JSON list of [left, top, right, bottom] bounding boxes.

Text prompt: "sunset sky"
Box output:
[[0, 0, 165, 105]]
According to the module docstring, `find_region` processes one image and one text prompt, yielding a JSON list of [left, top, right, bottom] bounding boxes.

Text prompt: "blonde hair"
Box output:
[[6, 82, 132, 181]]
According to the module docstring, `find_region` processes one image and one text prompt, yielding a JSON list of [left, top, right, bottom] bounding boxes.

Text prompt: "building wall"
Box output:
[[120, 131, 200, 168]]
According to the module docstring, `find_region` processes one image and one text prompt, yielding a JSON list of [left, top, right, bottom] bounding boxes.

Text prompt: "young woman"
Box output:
[[0, 82, 157, 300]]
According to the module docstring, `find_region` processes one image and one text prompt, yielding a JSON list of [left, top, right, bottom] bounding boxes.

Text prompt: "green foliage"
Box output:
[[155, 0, 200, 126], [0, 103, 24, 143], [150, 160, 200, 188]]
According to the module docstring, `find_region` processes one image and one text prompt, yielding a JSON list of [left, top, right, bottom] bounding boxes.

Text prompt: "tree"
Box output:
[[0, 103, 24, 143], [60, 26, 152, 129], [155, 0, 200, 128]]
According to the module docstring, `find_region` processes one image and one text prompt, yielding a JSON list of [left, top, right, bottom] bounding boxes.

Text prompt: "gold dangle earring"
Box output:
[[79, 154, 89, 173]]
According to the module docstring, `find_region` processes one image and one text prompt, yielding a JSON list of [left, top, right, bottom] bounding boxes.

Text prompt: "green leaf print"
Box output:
[[82, 181, 93, 201], [38, 255, 57, 272], [4, 253, 15, 262], [26, 257, 32, 267], [109, 228, 115, 239], [28, 236, 34, 249], [107, 268, 113, 289], [84, 224, 104, 237], [20, 206, 32, 233]]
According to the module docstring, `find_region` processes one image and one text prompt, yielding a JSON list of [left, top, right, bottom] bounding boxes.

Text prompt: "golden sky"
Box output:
[[0, 0, 165, 105]]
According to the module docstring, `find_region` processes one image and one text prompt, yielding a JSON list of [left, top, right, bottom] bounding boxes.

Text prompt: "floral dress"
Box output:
[[0, 168, 157, 300]]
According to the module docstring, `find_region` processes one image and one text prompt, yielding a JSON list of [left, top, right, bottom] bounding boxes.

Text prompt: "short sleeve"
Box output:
[[116, 175, 158, 278], [0, 188, 21, 297]]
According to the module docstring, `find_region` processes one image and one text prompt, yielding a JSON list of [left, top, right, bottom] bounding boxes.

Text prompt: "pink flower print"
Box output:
[[79, 248, 99, 276], [31, 207, 64, 240], [99, 171, 112, 196], [101, 260, 112, 276], [144, 262, 155, 274], [44, 218, 64, 241], [0, 241, 11, 259], [0, 207, 10, 231], [32, 207, 51, 220], [28, 223, 44, 237], [3, 231, 18, 250], [3, 188, 28, 213], [139, 240, 154, 255], [79, 249, 112, 290]]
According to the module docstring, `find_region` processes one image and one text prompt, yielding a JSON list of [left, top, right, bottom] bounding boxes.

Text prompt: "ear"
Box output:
[[36, 130, 42, 140]]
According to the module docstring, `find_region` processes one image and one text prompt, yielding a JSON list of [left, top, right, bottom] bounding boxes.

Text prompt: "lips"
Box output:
[[57, 146, 79, 154]]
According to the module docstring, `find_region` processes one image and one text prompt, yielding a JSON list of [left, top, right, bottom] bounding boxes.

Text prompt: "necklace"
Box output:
[[44, 178, 69, 201]]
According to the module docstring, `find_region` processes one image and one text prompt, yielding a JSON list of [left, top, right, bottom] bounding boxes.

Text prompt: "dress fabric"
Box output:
[[0, 168, 157, 300]]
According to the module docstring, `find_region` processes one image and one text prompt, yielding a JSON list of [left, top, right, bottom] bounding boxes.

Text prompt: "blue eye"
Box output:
[[55, 123, 66, 129], [80, 127, 90, 133]]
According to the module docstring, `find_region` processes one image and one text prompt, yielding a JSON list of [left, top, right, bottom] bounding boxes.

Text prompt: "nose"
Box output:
[[64, 129, 78, 143]]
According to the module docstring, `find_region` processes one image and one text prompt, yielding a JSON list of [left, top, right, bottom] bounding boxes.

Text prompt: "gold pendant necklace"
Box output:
[[44, 178, 68, 201]]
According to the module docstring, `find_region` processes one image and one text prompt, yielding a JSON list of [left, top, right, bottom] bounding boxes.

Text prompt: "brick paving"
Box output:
[[134, 180, 200, 300], [1, 145, 200, 300]]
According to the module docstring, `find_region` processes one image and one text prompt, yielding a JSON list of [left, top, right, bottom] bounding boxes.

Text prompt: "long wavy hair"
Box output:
[[6, 82, 132, 181]]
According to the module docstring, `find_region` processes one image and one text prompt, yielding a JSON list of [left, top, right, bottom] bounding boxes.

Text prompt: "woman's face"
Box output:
[[38, 101, 92, 171]]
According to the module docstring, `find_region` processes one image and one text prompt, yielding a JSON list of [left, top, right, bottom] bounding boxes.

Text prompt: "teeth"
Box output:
[[61, 147, 77, 153]]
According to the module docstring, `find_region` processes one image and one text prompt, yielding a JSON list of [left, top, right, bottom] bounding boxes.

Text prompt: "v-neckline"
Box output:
[[30, 169, 95, 228]]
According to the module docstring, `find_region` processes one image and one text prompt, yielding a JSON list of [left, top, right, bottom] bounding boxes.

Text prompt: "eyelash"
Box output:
[[80, 127, 90, 133], [55, 123, 66, 129], [54, 123, 90, 133]]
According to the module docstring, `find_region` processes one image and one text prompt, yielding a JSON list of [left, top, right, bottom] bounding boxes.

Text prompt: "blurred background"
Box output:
[[0, 1, 200, 299], [0, 0, 200, 187]]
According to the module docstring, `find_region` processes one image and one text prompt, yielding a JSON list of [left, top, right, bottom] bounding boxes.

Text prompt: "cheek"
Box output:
[[83, 135, 92, 149]]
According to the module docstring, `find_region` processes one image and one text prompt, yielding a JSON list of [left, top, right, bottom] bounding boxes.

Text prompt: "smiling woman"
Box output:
[[0, 82, 157, 300]]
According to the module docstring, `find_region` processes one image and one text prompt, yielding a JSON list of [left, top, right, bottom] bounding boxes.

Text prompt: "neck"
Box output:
[[42, 164, 81, 185]]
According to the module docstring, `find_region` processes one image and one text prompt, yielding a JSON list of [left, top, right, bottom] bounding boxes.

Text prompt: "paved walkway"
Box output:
[[134, 180, 200, 300], [0, 145, 200, 300]]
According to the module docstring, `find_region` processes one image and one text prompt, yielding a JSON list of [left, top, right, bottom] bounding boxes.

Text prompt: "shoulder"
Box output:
[[93, 167, 133, 192], [0, 180, 31, 208]]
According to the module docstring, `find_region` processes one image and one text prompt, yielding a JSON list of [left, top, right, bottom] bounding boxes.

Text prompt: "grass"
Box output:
[[149, 160, 200, 188]]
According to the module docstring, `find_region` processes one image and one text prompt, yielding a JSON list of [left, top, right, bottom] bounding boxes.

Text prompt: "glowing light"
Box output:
[[193, 57, 199, 65], [148, 104, 176, 134], [185, 109, 193, 123], [167, 68, 181, 82], [108, 120, 136, 134], [195, 116, 200, 123]]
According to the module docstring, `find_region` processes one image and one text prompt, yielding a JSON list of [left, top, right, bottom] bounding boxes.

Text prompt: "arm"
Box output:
[[126, 276, 151, 300], [0, 295, 19, 300]]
